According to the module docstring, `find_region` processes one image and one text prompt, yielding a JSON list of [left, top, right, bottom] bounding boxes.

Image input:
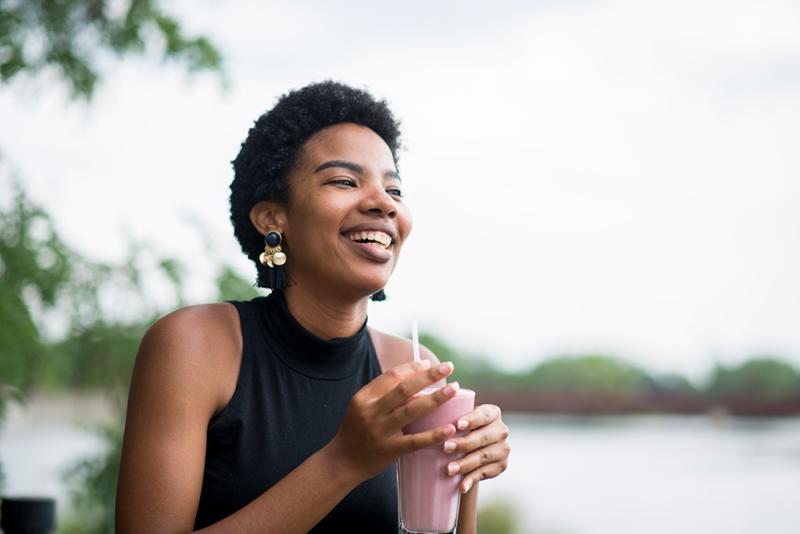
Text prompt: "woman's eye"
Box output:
[[386, 188, 404, 198], [330, 178, 357, 187]]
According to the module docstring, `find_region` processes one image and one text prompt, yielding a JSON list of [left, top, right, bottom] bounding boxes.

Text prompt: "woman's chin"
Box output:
[[346, 277, 391, 300]]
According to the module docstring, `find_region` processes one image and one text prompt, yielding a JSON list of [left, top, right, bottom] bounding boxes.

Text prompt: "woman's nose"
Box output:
[[360, 182, 397, 219]]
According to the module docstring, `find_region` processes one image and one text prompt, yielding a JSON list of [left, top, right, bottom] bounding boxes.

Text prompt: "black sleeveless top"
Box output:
[[194, 290, 397, 531]]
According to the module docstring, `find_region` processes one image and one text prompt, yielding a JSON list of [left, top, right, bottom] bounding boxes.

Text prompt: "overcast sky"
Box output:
[[2, 0, 798, 381]]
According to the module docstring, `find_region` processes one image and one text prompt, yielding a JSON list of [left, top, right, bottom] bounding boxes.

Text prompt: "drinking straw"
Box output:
[[411, 320, 421, 363]]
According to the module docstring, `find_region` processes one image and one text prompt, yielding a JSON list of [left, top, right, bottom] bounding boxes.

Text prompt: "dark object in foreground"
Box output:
[[1, 497, 56, 534]]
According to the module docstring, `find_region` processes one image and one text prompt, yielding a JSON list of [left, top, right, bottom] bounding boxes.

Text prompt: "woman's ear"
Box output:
[[249, 201, 288, 236]]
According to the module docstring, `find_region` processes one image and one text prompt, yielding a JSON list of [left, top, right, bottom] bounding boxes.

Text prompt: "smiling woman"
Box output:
[[114, 81, 510, 534], [249, 123, 412, 305]]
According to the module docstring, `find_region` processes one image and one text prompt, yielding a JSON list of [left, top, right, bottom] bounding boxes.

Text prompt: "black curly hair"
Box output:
[[229, 80, 403, 299]]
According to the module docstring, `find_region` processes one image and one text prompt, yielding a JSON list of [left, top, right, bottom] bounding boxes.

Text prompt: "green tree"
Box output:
[[0, 183, 75, 411], [524, 355, 649, 396], [1, 0, 223, 99], [707, 358, 800, 400], [0, 183, 258, 529], [0, 0, 223, 498], [418, 332, 509, 387], [215, 265, 260, 302]]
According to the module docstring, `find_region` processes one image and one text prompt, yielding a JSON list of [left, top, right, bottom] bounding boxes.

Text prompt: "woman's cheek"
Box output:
[[399, 208, 413, 239]]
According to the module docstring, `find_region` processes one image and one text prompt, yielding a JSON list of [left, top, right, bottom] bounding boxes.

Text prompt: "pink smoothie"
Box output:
[[397, 386, 475, 534]]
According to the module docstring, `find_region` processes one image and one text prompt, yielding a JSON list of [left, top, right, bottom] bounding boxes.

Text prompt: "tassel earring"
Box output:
[[257, 231, 288, 290]]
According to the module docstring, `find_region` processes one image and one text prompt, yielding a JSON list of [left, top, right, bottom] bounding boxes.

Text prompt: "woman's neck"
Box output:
[[282, 285, 368, 340]]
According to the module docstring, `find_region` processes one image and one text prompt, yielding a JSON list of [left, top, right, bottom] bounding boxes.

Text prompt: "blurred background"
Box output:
[[1, 0, 799, 532]]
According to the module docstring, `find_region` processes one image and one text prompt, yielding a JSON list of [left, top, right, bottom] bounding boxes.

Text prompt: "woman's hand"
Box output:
[[443, 404, 510, 493], [330, 359, 460, 482]]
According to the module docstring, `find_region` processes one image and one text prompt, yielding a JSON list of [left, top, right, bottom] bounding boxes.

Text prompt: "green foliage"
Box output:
[[0, 184, 74, 407], [0, 280, 44, 401], [0, 0, 224, 522], [0, 184, 150, 394], [215, 264, 260, 302], [0, 185, 263, 397], [158, 257, 187, 307], [477, 499, 520, 534], [0, 185, 73, 303], [59, 415, 124, 534], [418, 334, 659, 398], [47, 320, 151, 391], [523, 354, 649, 396], [0, 0, 223, 99], [651, 372, 699, 395], [418, 332, 509, 387], [708, 358, 800, 400], [0, 183, 260, 528]]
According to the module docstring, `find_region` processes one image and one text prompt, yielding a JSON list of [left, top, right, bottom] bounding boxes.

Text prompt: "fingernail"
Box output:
[[443, 382, 459, 396], [438, 362, 453, 375], [447, 463, 460, 475], [457, 419, 468, 430], [463, 479, 473, 493], [444, 440, 456, 453], [418, 359, 431, 369]]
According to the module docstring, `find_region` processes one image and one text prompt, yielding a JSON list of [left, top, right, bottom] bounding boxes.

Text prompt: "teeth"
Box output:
[[347, 230, 392, 248]]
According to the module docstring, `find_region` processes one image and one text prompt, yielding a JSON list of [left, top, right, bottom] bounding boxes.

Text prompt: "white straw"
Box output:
[[411, 320, 421, 363]]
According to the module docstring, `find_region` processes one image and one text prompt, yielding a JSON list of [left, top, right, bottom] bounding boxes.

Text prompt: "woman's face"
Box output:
[[282, 122, 412, 300]]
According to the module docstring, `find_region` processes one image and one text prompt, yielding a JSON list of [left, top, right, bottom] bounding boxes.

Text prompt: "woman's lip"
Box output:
[[340, 235, 392, 263]]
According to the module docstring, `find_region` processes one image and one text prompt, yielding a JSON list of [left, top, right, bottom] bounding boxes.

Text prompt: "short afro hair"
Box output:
[[229, 80, 403, 291]]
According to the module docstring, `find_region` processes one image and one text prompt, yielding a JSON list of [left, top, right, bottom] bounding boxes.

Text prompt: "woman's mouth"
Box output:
[[342, 231, 393, 262], [346, 230, 392, 248]]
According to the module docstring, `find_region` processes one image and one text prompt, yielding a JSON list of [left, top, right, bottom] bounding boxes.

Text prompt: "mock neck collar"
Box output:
[[254, 290, 371, 380]]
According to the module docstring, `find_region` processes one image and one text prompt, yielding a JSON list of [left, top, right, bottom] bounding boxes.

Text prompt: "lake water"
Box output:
[[481, 414, 800, 534], [1, 399, 798, 533]]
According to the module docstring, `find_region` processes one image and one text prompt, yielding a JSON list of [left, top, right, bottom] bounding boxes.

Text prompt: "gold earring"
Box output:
[[259, 231, 287, 268]]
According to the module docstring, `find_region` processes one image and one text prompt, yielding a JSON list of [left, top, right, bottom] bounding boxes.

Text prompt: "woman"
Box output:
[[116, 81, 510, 533]]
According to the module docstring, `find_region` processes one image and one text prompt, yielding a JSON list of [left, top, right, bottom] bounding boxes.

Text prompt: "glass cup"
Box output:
[[397, 386, 476, 534]]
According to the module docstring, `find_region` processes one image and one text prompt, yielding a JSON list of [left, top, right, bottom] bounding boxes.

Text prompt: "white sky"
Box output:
[[2, 0, 799, 382]]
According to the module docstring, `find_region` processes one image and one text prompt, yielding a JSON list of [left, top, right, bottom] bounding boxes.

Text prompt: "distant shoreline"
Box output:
[[6, 390, 800, 422], [477, 388, 800, 417]]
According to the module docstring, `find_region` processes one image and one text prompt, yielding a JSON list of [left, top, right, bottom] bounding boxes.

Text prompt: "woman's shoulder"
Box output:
[[144, 302, 241, 360], [367, 327, 441, 372], [134, 302, 242, 416], [152, 302, 240, 337]]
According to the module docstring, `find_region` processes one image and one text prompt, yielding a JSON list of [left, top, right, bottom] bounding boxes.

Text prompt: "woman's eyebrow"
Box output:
[[385, 169, 401, 182], [314, 159, 363, 174], [314, 159, 401, 181]]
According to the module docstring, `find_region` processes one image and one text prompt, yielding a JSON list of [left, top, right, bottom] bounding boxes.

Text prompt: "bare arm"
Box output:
[[116, 307, 220, 532], [116, 308, 458, 533], [456, 482, 478, 534], [198, 442, 361, 533]]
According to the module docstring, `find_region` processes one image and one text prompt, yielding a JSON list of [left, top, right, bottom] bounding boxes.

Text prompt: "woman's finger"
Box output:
[[397, 423, 457, 454], [455, 404, 501, 432], [377, 362, 454, 413], [388, 381, 460, 429], [359, 360, 432, 401], [445, 441, 511, 477], [459, 459, 509, 494], [442, 419, 509, 454]]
